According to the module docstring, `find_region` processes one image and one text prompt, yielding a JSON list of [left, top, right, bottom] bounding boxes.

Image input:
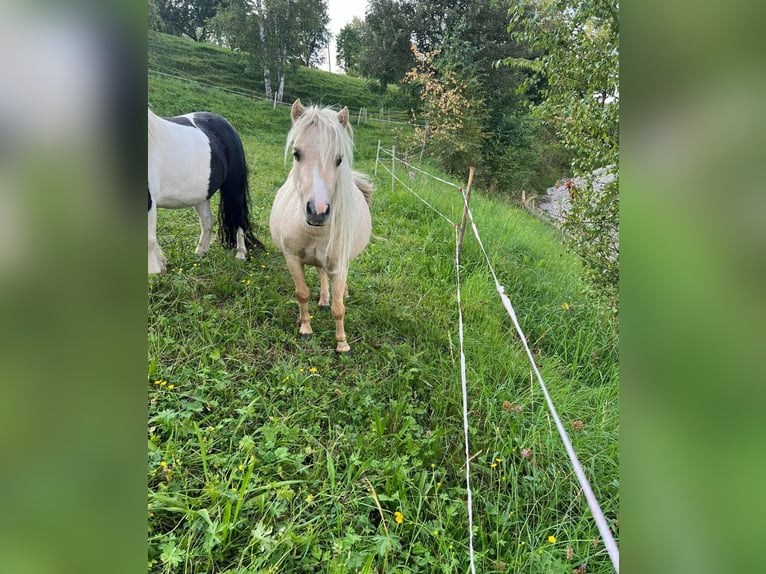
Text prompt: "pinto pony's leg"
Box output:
[[194, 201, 214, 257], [317, 267, 330, 309], [148, 193, 166, 274], [329, 271, 350, 354], [235, 228, 247, 260], [285, 257, 313, 336]]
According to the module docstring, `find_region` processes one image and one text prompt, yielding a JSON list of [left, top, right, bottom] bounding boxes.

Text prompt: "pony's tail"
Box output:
[[218, 162, 264, 252], [353, 171, 373, 206]]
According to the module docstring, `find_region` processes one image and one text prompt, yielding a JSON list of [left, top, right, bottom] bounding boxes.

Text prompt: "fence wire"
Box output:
[[376, 146, 620, 573]]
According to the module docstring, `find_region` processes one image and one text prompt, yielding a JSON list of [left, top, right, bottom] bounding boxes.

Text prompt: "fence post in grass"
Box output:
[[391, 145, 396, 194], [374, 140, 381, 176], [273, 91, 277, 109], [457, 167, 476, 260], [357, 108, 362, 125]]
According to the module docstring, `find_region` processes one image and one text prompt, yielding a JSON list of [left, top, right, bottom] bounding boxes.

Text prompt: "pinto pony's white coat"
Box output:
[[270, 100, 372, 353], [148, 108, 261, 274]]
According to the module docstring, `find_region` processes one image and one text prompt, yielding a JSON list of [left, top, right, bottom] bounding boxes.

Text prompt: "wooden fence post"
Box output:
[[457, 167, 476, 260], [418, 123, 428, 166], [374, 140, 381, 176]]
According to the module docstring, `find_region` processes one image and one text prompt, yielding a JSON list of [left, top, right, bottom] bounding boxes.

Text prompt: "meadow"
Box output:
[[148, 32, 618, 574]]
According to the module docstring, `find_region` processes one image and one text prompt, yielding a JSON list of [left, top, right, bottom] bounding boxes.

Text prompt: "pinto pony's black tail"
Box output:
[[218, 142, 264, 253]]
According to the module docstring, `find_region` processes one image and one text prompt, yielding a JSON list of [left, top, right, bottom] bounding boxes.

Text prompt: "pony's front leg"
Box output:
[[317, 267, 330, 310], [330, 271, 350, 353], [285, 257, 313, 336], [194, 201, 214, 257], [148, 200, 166, 274]]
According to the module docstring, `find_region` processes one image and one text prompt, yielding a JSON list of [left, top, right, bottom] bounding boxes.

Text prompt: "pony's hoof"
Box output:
[[299, 333, 313, 340], [335, 348, 352, 357], [335, 341, 351, 355], [319, 305, 330, 311]]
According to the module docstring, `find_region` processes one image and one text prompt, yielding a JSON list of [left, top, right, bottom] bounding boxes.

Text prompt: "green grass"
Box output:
[[148, 39, 618, 574], [149, 31, 404, 113]]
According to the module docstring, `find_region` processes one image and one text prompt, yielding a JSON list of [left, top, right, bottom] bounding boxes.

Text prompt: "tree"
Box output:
[[336, 17, 364, 75], [507, 0, 619, 296], [403, 44, 486, 176], [149, 0, 166, 32], [152, 0, 224, 42], [292, 0, 330, 68], [360, 0, 414, 91], [209, 0, 330, 101]]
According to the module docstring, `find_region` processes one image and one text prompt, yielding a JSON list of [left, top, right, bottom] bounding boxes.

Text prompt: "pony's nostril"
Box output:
[[306, 201, 315, 216]]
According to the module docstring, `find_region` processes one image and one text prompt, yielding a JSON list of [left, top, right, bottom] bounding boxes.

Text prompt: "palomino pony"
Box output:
[[270, 100, 373, 354], [148, 108, 263, 274]]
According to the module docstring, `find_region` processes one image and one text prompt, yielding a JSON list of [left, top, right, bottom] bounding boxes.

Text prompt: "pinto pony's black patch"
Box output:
[[160, 111, 263, 252], [184, 113, 263, 252]]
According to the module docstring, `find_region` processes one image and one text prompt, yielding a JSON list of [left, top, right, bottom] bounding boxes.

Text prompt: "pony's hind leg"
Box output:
[[317, 267, 330, 310], [194, 201, 214, 257], [235, 228, 247, 260], [286, 257, 313, 336]]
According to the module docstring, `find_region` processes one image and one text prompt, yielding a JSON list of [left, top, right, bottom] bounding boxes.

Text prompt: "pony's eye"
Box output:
[[293, 150, 301, 161], [335, 156, 342, 167]]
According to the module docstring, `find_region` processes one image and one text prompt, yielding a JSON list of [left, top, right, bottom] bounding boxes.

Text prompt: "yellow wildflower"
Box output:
[[561, 302, 571, 311], [548, 535, 556, 544], [394, 511, 404, 525], [167, 384, 175, 390], [309, 367, 318, 374]]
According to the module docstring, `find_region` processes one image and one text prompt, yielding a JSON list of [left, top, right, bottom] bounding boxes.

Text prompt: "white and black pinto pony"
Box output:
[[148, 108, 263, 274], [270, 100, 373, 354]]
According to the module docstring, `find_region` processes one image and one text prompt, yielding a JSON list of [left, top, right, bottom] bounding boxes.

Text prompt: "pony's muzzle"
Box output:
[[305, 201, 330, 227]]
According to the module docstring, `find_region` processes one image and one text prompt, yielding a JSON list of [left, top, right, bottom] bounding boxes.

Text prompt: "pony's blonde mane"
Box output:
[[284, 106, 360, 278]]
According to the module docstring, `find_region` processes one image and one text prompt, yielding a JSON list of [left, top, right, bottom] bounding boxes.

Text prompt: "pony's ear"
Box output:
[[291, 99, 305, 124], [338, 106, 349, 127]]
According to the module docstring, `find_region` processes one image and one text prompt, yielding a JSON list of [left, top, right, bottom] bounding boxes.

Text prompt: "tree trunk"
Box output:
[[276, 72, 285, 103], [254, 0, 272, 99], [275, 45, 287, 103]]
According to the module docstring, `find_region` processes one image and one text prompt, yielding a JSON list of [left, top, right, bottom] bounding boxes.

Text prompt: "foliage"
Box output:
[[148, 0, 165, 33], [507, 0, 619, 296], [147, 37, 619, 571], [336, 17, 364, 76], [207, 0, 330, 100], [403, 45, 486, 176], [152, 0, 224, 42], [291, 0, 331, 68], [360, 0, 415, 92]]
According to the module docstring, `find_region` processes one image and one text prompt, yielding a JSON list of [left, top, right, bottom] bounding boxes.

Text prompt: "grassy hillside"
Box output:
[[149, 31, 403, 113], [148, 37, 618, 574]]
